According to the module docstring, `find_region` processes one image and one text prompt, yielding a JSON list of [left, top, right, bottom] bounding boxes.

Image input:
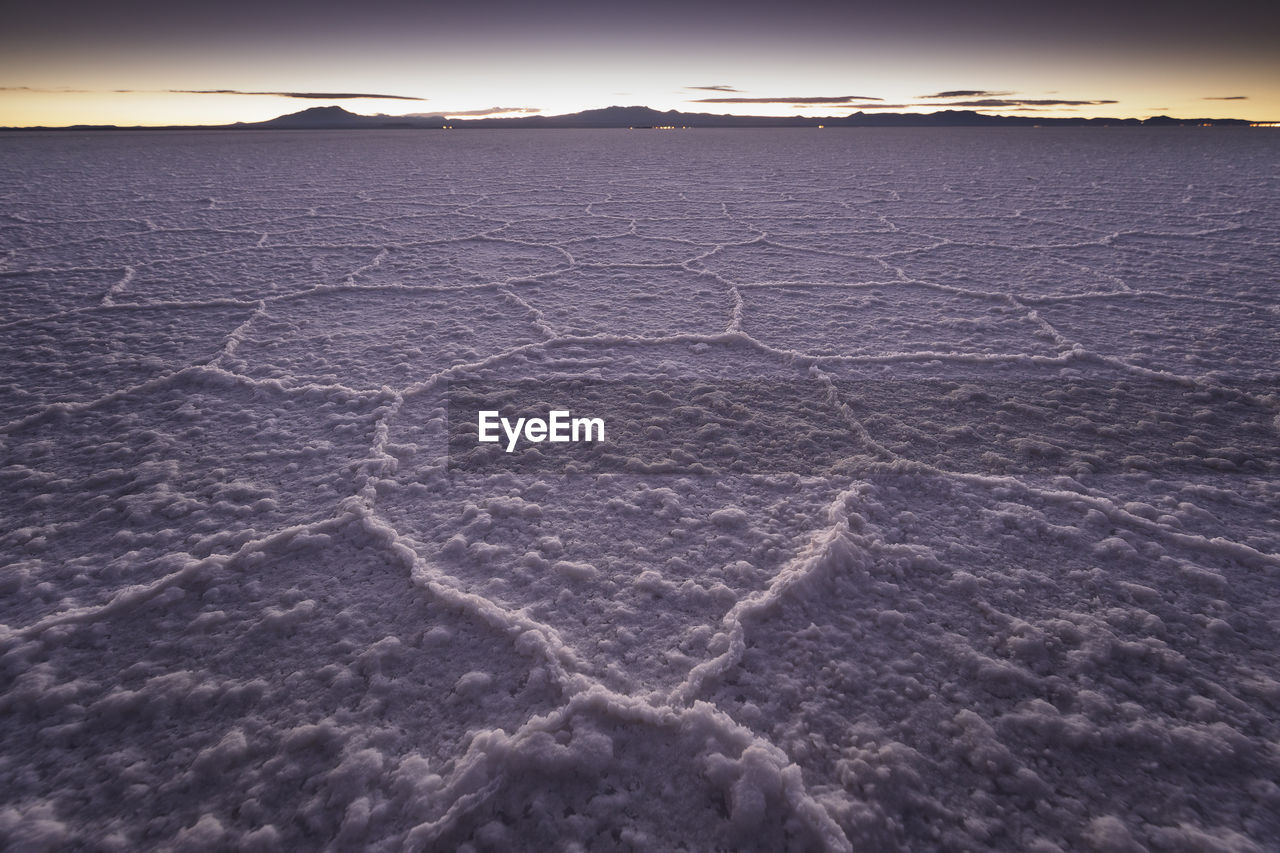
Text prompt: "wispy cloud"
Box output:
[[1203, 95, 1247, 100], [691, 95, 883, 104], [1, 86, 425, 101], [918, 90, 1014, 99], [687, 85, 741, 92], [430, 106, 543, 117], [849, 99, 1119, 112], [913, 92, 1118, 109], [687, 95, 1113, 111], [940, 98, 1117, 107]]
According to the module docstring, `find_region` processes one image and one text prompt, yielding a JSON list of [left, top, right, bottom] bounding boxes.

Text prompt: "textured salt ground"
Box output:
[[1, 371, 389, 627], [0, 269, 125, 323], [693, 242, 891, 286], [512, 267, 732, 338], [0, 305, 255, 420], [889, 243, 1127, 298], [224, 287, 547, 389], [821, 361, 1280, 477], [703, 474, 1280, 849], [359, 240, 570, 289], [1030, 295, 1280, 380], [629, 216, 764, 244], [2, 525, 566, 849], [1, 128, 1278, 851], [737, 284, 1058, 358], [122, 246, 387, 304], [493, 216, 633, 244]]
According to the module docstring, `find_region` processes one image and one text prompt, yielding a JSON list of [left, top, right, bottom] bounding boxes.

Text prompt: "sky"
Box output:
[[2, 0, 1278, 127]]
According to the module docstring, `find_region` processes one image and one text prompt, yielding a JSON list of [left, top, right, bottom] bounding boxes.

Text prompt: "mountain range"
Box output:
[[4, 104, 1260, 131]]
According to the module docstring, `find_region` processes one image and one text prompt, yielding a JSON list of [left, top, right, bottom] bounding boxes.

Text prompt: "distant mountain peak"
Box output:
[[249, 105, 387, 128], [290, 106, 358, 118]]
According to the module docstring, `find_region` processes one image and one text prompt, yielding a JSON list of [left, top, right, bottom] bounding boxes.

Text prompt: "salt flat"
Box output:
[[1, 127, 1278, 851]]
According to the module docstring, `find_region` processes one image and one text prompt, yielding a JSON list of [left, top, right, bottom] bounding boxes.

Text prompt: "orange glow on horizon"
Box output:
[[1, 60, 1277, 128]]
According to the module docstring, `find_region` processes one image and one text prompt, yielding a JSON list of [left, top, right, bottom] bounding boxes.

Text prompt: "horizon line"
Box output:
[[1, 103, 1272, 130]]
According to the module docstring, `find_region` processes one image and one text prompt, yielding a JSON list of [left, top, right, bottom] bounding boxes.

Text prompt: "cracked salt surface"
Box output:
[[1, 127, 1278, 851]]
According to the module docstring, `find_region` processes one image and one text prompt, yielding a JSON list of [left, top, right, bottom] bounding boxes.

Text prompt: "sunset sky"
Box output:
[[3, 0, 1278, 127]]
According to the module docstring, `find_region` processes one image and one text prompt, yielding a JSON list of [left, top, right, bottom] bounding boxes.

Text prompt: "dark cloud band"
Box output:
[[918, 90, 1014, 98], [167, 90, 426, 101], [1, 86, 424, 101]]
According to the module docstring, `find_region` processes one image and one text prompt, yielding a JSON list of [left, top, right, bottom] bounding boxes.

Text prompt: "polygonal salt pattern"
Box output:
[[1, 127, 1277, 852], [1034, 294, 1280, 380], [224, 287, 547, 389], [0, 530, 562, 850], [1, 373, 390, 625], [702, 474, 1280, 851]]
